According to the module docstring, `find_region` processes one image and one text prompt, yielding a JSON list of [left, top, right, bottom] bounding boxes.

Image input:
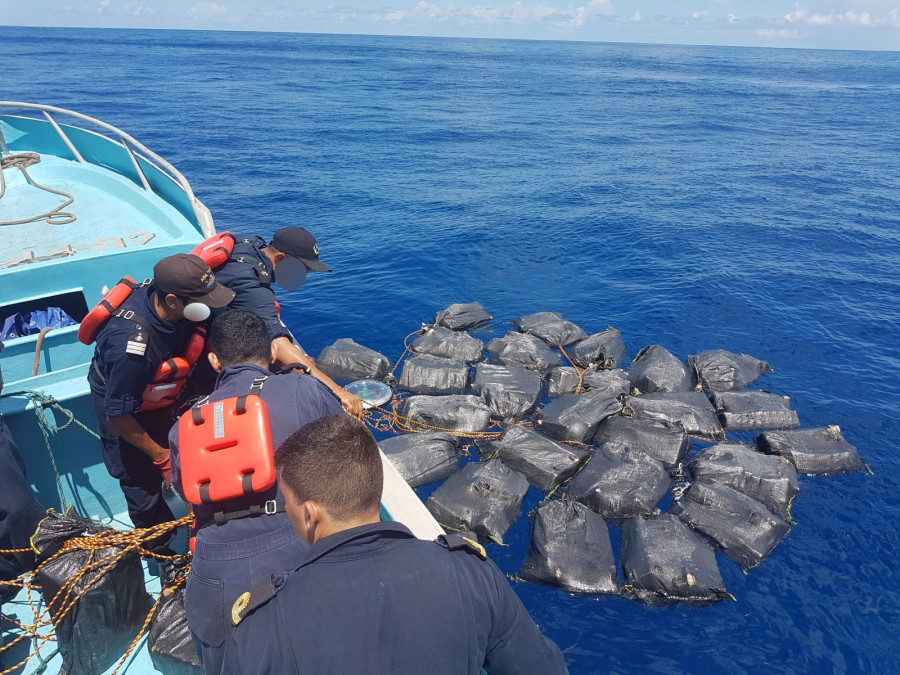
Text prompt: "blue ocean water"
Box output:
[[4, 26, 900, 673]]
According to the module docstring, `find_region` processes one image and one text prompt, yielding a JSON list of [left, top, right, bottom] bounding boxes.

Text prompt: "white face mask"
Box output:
[[275, 256, 308, 291], [183, 301, 211, 322]]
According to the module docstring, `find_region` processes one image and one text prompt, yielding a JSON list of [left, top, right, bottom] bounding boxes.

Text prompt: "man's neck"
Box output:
[[312, 511, 381, 545], [153, 294, 176, 323]]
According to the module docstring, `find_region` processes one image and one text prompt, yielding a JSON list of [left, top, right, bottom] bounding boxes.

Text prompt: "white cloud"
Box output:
[[692, 10, 708, 19], [756, 28, 800, 38], [97, 0, 110, 11], [187, 2, 228, 19], [726, 12, 737, 23], [381, 1, 616, 28], [629, 10, 641, 22], [785, 4, 897, 28]]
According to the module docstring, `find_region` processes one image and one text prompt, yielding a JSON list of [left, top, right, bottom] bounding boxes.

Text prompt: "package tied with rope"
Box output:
[[410, 326, 484, 363], [378, 432, 462, 488], [316, 338, 392, 382], [148, 583, 203, 675], [31, 507, 153, 675], [513, 311, 587, 347], [628, 345, 693, 394]]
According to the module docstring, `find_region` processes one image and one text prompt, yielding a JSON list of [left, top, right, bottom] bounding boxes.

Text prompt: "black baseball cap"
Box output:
[[270, 227, 332, 272], [154, 254, 235, 308]]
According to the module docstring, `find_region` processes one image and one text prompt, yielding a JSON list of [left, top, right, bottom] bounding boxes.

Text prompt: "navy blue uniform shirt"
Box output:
[[87, 284, 188, 418], [221, 522, 569, 675], [169, 362, 343, 541], [211, 235, 290, 341]]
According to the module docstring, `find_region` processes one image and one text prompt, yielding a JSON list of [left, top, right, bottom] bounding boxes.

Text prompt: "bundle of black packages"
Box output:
[[535, 390, 622, 443], [628, 345, 693, 394], [425, 459, 529, 542], [688, 349, 771, 392], [433, 301, 492, 331], [410, 326, 484, 362], [690, 443, 799, 518], [32, 508, 152, 675], [670, 480, 791, 569], [569, 328, 628, 369], [316, 338, 391, 382], [489, 424, 586, 494], [568, 444, 671, 519], [518, 500, 619, 595], [399, 394, 494, 434], [756, 426, 867, 475], [512, 311, 587, 347], [486, 331, 562, 372], [710, 390, 800, 431], [378, 432, 462, 488], [399, 354, 470, 395], [148, 585, 202, 675], [624, 391, 723, 439], [594, 415, 690, 472], [545, 367, 631, 399], [472, 363, 542, 420], [620, 514, 728, 606]]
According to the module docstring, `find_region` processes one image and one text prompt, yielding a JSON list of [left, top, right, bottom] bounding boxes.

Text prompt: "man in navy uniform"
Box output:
[[0, 342, 45, 605], [168, 309, 343, 674], [209, 226, 362, 416], [88, 253, 234, 552], [223, 414, 569, 675]]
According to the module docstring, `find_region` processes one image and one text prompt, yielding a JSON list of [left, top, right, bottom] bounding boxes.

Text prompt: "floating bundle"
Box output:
[[472, 363, 542, 420], [594, 415, 691, 472], [410, 326, 484, 362], [513, 311, 587, 347], [756, 426, 866, 475], [399, 354, 470, 395], [317, 338, 391, 381], [489, 424, 586, 494], [378, 432, 462, 488], [628, 344, 693, 394]]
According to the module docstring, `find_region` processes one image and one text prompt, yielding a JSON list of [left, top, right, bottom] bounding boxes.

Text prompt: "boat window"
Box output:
[[0, 290, 89, 334]]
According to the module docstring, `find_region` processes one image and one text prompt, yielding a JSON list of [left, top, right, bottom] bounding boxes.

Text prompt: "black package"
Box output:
[[535, 390, 622, 443], [513, 311, 587, 347], [410, 326, 484, 362], [594, 415, 691, 472], [399, 354, 470, 395], [490, 424, 586, 493], [518, 500, 618, 595], [379, 432, 462, 488], [148, 584, 203, 675], [316, 338, 391, 382], [710, 390, 800, 431], [756, 426, 866, 475], [486, 331, 562, 372], [570, 328, 627, 369], [688, 349, 771, 393], [472, 363, 542, 420], [433, 302, 492, 331], [628, 345, 693, 394], [399, 394, 494, 434], [624, 391, 722, 438], [425, 459, 529, 543]]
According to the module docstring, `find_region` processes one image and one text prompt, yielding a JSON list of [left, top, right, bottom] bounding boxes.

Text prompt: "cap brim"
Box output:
[[193, 283, 235, 309], [300, 257, 332, 273]]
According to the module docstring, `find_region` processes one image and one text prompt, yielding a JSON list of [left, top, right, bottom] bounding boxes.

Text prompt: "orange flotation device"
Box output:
[[140, 326, 208, 411], [178, 390, 276, 506], [190, 231, 235, 269], [77, 276, 141, 345]]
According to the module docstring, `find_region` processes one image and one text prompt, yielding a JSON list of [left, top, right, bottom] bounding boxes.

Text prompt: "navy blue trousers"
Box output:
[[185, 516, 308, 675], [90, 394, 175, 552], [0, 417, 45, 603]]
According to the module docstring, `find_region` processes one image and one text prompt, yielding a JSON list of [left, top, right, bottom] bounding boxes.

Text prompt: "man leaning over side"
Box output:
[[168, 309, 344, 675], [222, 414, 569, 675]]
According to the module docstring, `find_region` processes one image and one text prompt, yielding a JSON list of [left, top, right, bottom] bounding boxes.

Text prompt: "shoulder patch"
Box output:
[[125, 332, 148, 356], [231, 576, 277, 626], [438, 533, 487, 560]]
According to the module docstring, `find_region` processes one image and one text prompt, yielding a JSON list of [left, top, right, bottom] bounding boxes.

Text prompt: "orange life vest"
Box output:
[[81, 279, 208, 410], [189, 231, 235, 269], [177, 382, 276, 506]]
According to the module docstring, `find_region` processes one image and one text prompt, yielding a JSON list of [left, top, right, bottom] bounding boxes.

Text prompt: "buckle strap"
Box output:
[[206, 500, 285, 528]]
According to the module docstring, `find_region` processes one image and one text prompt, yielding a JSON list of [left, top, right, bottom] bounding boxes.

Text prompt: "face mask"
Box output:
[[275, 256, 308, 291], [183, 301, 211, 322]]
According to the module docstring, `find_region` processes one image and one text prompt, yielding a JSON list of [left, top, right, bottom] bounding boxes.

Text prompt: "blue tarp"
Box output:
[[1, 307, 76, 340]]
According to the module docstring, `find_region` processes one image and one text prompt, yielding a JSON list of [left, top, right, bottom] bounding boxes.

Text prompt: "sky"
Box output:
[[4, 0, 900, 50]]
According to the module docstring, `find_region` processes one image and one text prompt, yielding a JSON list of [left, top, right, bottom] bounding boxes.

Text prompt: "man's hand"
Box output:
[[338, 389, 364, 418], [154, 451, 172, 492]]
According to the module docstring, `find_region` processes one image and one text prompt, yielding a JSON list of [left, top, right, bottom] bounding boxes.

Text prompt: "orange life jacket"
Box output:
[[189, 231, 235, 268], [81, 279, 208, 410], [177, 379, 276, 507]]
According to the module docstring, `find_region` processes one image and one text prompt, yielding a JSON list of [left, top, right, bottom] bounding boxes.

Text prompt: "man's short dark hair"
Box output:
[[209, 310, 271, 368], [275, 415, 383, 522]]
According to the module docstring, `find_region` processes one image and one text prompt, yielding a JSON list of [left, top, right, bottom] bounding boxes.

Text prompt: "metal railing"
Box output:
[[0, 101, 215, 237]]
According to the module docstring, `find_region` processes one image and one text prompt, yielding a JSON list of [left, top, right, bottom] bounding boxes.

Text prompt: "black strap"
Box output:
[[110, 309, 167, 353], [202, 500, 286, 528], [230, 255, 272, 284], [279, 362, 311, 375]]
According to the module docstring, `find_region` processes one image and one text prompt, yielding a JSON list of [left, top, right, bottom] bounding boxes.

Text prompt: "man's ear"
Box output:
[[208, 351, 223, 373], [273, 252, 287, 266], [164, 293, 180, 311], [269, 342, 278, 365]]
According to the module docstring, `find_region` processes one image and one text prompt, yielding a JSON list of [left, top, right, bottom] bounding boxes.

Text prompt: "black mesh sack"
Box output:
[[671, 480, 790, 569], [594, 415, 691, 472], [399, 394, 493, 434], [472, 363, 542, 420], [410, 326, 484, 363], [690, 442, 799, 518], [486, 331, 562, 372], [512, 311, 587, 347], [491, 424, 586, 493], [148, 585, 203, 675], [568, 445, 671, 518], [620, 514, 728, 606], [535, 391, 622, 443], [624, 392, 723, 439], [688, 349, 771, 393], [710, 391, 800, 431], [32, 508, 152, 675], [628, 345, 693, 394], [545, 367, 630, 399], [316, 338, 391, 382], [756, 426, 866, 475], [399, 354, 470, 395], [570, 328, 627, 369], [433, 302, 492, 331], [378, 432, 462, 488], [425, 459, 529, 543], [518, 500, 618, 595]]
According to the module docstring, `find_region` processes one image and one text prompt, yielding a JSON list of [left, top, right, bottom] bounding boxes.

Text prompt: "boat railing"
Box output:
[[0, 101, 215, 237]]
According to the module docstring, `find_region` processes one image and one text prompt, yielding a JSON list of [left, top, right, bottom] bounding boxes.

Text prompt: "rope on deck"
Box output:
[[0, 153, 77, 227]]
